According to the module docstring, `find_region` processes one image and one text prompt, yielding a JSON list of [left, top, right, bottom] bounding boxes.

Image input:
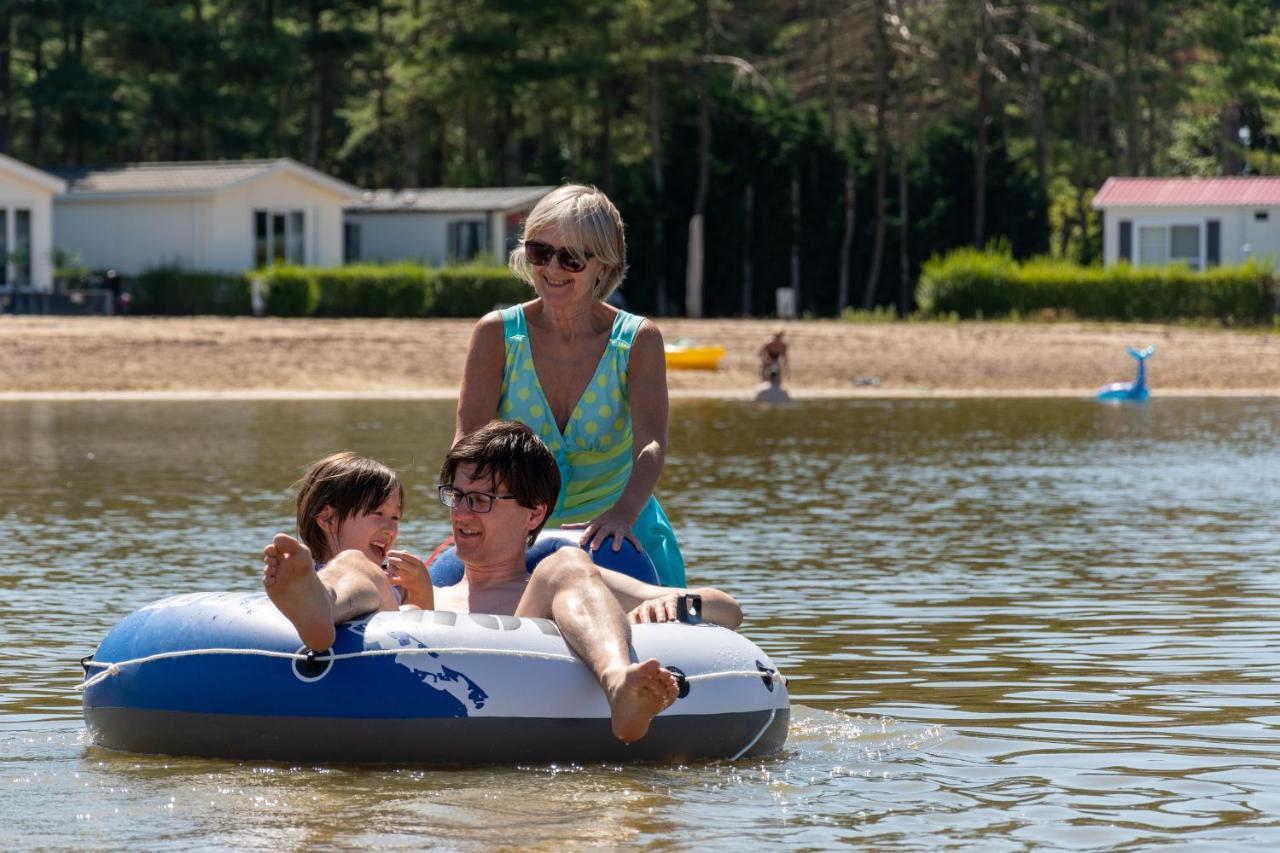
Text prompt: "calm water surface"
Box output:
[[2, 397, 1279, 850]]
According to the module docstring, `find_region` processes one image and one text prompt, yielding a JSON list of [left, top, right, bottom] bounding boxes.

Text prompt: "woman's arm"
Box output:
[[575, 319, 669, 551], [454, 311, 508, 444], [598, 568, 743, 630]]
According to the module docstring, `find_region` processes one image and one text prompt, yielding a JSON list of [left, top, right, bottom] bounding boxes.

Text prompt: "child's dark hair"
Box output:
[[294, 452, 404, 563], [441, 421, 560, 545]]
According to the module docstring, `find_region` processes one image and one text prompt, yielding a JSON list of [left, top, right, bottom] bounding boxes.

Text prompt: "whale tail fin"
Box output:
[[1127, 345, 1156, 362]]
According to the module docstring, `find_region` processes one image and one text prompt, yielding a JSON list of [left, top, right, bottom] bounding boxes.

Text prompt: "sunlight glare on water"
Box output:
[[2, 396, 1279, 849]]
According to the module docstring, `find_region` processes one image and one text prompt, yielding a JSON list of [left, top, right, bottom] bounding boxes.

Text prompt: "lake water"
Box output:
[[3, 396, 1280, 849]]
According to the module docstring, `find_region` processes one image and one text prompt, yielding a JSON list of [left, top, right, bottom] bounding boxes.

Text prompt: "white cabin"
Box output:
[[344, 186, 553, 266], [52, 159, 359, 275], [0, 152, 66, 292], [1093, 177, 1280, 271]]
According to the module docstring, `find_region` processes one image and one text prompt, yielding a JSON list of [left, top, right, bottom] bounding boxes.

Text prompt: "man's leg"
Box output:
[[514, 548, 679, 743], [263, 534, 399, 650]]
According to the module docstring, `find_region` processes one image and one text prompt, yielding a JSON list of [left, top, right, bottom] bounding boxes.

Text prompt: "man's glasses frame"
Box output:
[[437, 485, 517, 514]]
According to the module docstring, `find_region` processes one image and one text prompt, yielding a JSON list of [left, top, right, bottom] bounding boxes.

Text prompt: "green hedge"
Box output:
[[257, 263, 525, 318], [430, 265, 530, 316], [126, 267, 251, 315], [916, 249, 1277, 324]]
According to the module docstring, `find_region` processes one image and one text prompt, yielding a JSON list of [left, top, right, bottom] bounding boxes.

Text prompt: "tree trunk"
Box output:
[[1106, 0, 1121, 170], [1221, 102, 1243, 176], [1024, 12, 1048, 202], [972, 1, 990, 248], [1122, 8, 1140, 176], [740, 184, 754, 315], [0, 11, 11, 153], [374, 0, 389, 186], [30, 24, 43, 161], [685, 67, 711, 318], [428, 106, 446, 186], [828, 1, 855, 315], [860, 0, 890, 310], [596, 10, 613, 193], [649, 64, 668, 316], [836, 160, 855, 314], [897, 83, 910, 315], [401, 3, 422, 186], [306, 0, 323, 167], [789, 170, 801, 311]]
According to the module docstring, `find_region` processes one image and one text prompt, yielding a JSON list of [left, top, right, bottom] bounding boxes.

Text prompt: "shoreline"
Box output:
[[4, 315, 1280, 398], [4, 387, 1280, 403]]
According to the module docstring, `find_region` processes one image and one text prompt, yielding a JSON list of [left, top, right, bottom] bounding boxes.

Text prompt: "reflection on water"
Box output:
[[2, 397, 1280, 848]]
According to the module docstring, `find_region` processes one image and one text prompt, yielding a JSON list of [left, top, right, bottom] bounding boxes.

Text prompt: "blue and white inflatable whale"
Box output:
[[1097, 345, 1156, 402], [80, 532, 788, 765]]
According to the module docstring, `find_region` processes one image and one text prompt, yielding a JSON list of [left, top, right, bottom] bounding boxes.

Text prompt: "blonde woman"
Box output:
[[454, 184, 685, 586]]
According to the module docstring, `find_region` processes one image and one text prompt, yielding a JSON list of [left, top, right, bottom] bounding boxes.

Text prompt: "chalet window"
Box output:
[[448, 220, 487, 262], [0, 207, 31, 289], [1137, 222, 1203, 271], [1255, 211, 1269, 222], [344, 222, 362, 262], [1118, 220, 1132, 262], [253, 209, 306, 267], [1207, 220, 1220, 267]]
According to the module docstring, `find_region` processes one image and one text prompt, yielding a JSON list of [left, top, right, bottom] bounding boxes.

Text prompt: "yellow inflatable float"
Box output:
[[664, 340, 726, 371]]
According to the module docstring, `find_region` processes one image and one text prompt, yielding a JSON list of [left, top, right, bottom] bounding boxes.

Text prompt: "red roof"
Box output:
[[1093, 177, 1280, 208]]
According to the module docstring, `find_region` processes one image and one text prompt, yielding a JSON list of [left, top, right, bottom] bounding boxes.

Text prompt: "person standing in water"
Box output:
[[758, 330, 787, 382], [454, 184, 686, 587]]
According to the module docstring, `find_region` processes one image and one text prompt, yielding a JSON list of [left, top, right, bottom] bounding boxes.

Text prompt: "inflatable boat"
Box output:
[[80, 535, 789, 765], [664, 342, 726, 371]]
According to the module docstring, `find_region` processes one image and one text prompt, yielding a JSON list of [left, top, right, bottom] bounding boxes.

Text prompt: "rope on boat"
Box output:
[[77, 645, 780, 693]]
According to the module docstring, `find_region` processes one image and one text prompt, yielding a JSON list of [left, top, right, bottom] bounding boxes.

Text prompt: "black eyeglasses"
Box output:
[[524, 240, 593, 273], [438, 485, 517, 514]]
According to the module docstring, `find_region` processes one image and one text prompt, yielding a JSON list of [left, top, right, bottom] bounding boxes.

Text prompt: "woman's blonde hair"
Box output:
[[508, 184, 627, 300]]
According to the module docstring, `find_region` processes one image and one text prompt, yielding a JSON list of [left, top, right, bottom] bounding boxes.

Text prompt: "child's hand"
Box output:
[[385, 549, 434, 610]]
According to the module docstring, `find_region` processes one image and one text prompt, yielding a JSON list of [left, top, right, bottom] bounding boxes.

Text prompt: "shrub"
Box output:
[[916, 248, 1277, 324], [308, 264, 433, 318], [260, 266, 319, 317], [127, 262, 528, 318], [429, 264, 529, 316], [127, 267, 251, 315]]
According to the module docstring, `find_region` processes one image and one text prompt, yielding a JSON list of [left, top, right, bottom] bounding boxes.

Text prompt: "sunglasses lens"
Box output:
[[557, 251, 586, 273], [525, 241, 553, 265]]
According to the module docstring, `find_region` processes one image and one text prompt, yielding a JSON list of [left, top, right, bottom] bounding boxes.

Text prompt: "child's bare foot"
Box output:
[[263, 533, 335, 650], [603, 658, 679, 744]]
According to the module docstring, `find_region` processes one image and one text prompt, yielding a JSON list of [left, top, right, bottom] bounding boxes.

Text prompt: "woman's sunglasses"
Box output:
[[524, 240, 593, 273]]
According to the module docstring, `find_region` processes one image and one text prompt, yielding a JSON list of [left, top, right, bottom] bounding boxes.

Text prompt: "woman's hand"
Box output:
[[564, 506, 642, 553], [627, 592, 682, 624], [385, 549, 434, 610]]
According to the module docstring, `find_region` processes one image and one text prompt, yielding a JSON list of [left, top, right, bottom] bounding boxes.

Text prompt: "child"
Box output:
[[263, 452, 432, 649]]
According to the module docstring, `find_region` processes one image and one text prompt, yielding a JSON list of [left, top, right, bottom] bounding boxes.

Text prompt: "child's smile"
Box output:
[[331, 494, 401, 564]]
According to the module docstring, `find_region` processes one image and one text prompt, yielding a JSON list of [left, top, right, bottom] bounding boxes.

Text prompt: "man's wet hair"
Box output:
[[441, 421, 561, 545]]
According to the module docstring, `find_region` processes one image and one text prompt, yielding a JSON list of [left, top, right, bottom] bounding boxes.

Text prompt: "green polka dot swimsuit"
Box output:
[[498, 305, 686, 586]]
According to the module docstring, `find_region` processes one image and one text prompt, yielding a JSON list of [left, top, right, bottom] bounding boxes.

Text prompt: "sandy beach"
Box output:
[[2, 315, 1279, 399]]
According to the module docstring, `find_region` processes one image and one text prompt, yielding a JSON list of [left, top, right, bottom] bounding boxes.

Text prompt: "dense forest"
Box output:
[[2, 1, 1277, 316]]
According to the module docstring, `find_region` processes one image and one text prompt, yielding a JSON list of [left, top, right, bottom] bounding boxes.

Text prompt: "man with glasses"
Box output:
[[263, 420, 742, 745]]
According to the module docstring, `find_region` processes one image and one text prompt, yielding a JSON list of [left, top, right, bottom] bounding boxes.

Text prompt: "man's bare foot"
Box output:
[[263, 533, 336, 650], [603, 658, 679, 744]]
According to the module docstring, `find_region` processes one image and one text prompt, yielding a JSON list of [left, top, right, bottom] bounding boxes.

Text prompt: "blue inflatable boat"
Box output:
[[80, 532, 789, 765]]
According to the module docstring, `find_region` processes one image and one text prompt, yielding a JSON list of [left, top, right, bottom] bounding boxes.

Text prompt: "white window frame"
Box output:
[[252, 208, 307, 267], [1133, 216, 1207, 271], [0, 203, 33, 291]]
